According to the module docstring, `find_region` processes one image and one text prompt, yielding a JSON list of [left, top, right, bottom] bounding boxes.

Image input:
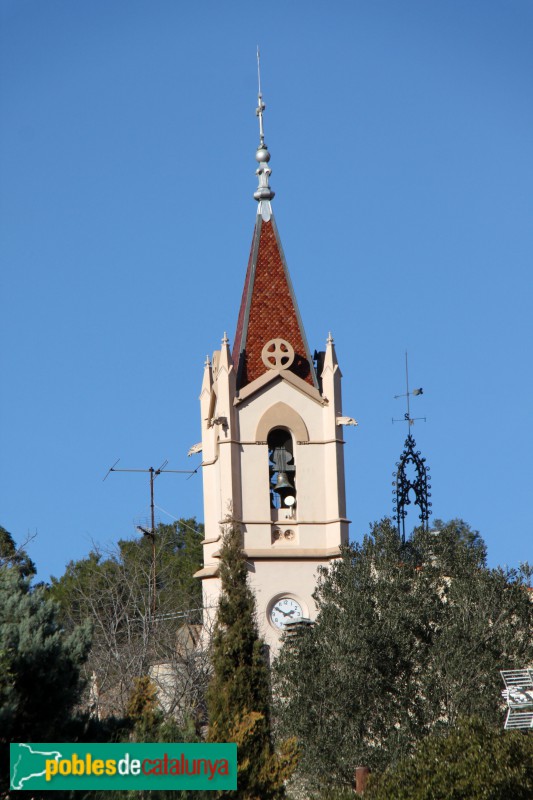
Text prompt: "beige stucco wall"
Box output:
[[198, 339, 351, 655]]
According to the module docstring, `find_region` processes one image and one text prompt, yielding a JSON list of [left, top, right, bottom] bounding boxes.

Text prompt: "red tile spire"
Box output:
[[233, 214, 316, 390], [232, 51, 316, 390]]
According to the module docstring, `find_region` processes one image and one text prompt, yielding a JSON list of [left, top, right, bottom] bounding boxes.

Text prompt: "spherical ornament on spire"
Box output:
[[256, 145, 271, 163], [253, 51, 275, 206]]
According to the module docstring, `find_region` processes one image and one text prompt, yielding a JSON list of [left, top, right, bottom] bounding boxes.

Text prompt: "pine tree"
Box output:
[[207, 522, 298, 800], [0, 524, 36, 577], [0, 561, 91, 794]]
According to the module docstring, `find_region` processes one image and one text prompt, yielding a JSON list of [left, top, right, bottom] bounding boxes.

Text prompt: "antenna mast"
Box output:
[[103, 459, 197, 615]]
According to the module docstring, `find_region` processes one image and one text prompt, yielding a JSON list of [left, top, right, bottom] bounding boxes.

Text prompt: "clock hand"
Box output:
[[273, 605, 291, 617]]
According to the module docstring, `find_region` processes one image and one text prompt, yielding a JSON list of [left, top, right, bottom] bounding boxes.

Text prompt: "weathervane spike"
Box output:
[[405, 351, 411, 428], [391, 353, 431, 541], [254, 47, 275, 210], [393, 351, 425, 429]]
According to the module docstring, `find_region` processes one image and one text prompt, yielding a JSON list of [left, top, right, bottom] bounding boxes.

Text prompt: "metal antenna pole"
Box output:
[[103, 460, 197, 617], [149, 467, 156, 616], [150, 467, 155, 538]]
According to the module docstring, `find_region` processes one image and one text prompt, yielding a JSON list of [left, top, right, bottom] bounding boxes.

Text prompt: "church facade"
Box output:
[[194, 85, 355, 652]]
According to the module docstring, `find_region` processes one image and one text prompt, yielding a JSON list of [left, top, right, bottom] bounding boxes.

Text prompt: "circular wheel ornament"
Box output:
[[261, 339, 295, 370]]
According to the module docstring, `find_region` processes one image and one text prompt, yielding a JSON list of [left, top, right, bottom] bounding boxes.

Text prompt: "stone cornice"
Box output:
[[234, 369, 325, 407], [223, 517, 351, 526], [243, 547, 341, 559], [193, 565, 220, 579]]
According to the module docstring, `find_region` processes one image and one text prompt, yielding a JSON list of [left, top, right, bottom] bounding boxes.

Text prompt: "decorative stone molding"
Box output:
[[255, 402, 309, 442]]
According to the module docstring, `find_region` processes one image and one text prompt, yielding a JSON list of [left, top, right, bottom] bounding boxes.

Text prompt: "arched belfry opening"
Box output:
[[267, 428, 296, 510]]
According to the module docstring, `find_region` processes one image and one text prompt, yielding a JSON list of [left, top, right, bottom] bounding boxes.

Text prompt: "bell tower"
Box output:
[[195, 63, 355, 652]]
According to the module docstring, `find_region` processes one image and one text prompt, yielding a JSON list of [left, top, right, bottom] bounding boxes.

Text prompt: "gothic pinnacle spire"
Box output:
[[254, 47, 275, 208]]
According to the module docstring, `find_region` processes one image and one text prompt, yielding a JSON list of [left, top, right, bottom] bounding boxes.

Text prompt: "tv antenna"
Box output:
[[103, 459, 197, 615]]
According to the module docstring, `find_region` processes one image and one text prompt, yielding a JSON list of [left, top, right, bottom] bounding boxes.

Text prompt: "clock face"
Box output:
[[269, 597, 303, 629]]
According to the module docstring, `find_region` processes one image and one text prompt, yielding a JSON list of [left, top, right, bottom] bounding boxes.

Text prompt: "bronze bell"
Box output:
[[273, 472, 293, 492]]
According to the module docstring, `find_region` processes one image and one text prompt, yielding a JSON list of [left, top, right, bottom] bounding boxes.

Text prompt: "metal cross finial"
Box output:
[[253, 47, 275, 209], [256, 46, 266, 147], [393, 351, 425, 429]]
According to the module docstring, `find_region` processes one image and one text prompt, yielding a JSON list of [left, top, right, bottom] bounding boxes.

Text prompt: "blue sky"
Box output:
[[1, 0, 532, 581]]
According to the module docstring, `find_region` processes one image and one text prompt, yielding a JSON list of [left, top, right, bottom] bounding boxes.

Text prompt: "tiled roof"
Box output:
[[233, 215, 316, 390]]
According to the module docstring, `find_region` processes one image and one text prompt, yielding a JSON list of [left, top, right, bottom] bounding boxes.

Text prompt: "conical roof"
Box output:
[[233, 213, 317, 390]]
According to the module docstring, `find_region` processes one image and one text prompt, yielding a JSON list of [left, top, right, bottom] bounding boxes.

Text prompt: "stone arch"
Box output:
[[255, 402, 309, 442]]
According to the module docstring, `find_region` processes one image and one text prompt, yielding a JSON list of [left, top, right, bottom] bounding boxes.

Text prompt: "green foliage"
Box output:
[[0, 523, 206, 798], [0, 524, 36, 577], [207, 523, 271, 739], [207, 522, 298, 799], [83, 675, 208, 800], [126, 675, 161, 737], [311, 788, 356, 800], [273, 519, 533, 794], [50, 519, 205, 719], [0, 566, 91, 742], [366, 716, 533, 800], [51, 518, 204, 626], [0, 561, 91, 794]]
